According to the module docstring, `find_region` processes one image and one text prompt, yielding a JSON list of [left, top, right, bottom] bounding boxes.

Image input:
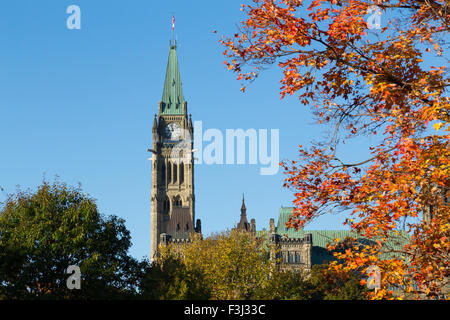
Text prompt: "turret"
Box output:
[[269, 218, 276, 234], [160, 233, 172, 247], [195, 219, 202, 233], [152, 114, 158, 133], [188, 114, 193, 136], [250, 218, 256, 234]]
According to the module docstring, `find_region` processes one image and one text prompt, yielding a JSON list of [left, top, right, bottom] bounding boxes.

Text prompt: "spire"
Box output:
[[241, 193, 246, 212], [161, 44, 185, 115], [237, 194, 249, 231]]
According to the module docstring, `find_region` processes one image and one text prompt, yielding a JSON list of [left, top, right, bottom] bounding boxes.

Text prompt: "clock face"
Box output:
[[164, 122, 181, 141]]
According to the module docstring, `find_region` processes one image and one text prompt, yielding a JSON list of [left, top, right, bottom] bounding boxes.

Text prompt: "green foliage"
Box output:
[[253, 270, 320, 300], [139, 257, 211, 300], [0, 180, 146, 299]]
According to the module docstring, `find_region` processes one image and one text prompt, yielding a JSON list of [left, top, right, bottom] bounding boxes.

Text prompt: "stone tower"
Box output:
[[150, 42, 200, 261]]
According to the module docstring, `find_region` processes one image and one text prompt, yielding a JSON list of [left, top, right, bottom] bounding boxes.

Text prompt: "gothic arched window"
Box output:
[[161, 162, 166, 184], [295, 252, 301, 264], [167, 162, 172, 184], [180, 163, 184, 184], [163, 196, 170, 215], [173, 163, 178, 183]]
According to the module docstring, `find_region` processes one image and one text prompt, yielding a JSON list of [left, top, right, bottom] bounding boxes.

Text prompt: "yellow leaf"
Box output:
[[433, 122, 443, 131]]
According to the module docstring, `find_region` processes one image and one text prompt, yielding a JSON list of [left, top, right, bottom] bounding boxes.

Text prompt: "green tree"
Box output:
[[139, 256, 211, 300], [0, 179, 146, 299], [253, 269, 321, 300]]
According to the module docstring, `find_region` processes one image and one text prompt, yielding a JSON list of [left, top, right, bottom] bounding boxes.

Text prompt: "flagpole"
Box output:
[[171, 15, 175, 46]]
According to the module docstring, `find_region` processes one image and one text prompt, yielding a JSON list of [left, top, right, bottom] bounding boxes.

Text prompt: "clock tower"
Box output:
[[150, 42, 200, 261]]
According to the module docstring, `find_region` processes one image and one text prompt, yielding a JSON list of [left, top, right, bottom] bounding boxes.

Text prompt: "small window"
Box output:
[[163, 197, 170, 215], [174, 196, 182, 207]]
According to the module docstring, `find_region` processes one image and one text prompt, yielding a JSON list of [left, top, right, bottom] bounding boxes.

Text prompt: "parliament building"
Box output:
[[149, 42, 408, 271]]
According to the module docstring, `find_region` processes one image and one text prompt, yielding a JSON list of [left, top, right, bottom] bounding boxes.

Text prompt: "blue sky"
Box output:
[[0, 0, 380, 260]]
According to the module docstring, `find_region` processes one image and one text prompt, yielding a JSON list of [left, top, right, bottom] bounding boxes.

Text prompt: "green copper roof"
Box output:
[[276, 207, 356, 246], [276, 207, 410, 265], [161, 45, 185, 115]]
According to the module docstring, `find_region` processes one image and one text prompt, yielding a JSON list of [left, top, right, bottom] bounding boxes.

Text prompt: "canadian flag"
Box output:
[[172, 16, 175, 31]]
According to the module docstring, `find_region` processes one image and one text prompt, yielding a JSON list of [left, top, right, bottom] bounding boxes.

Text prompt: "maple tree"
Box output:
[[221, 0, 449, 299]]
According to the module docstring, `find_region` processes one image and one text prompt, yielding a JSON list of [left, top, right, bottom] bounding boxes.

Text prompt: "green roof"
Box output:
[[161, 44, 185, 115], [276, 207, 410, 265], [276, 207, 356, 248]]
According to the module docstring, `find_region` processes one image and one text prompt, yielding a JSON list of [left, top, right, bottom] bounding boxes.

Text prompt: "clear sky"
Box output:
[[0, 0, 378, 260]]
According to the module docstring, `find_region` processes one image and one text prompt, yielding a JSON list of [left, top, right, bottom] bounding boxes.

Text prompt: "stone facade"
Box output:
[[234, 206, 314, 271], [270, 232, 313, 272]]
